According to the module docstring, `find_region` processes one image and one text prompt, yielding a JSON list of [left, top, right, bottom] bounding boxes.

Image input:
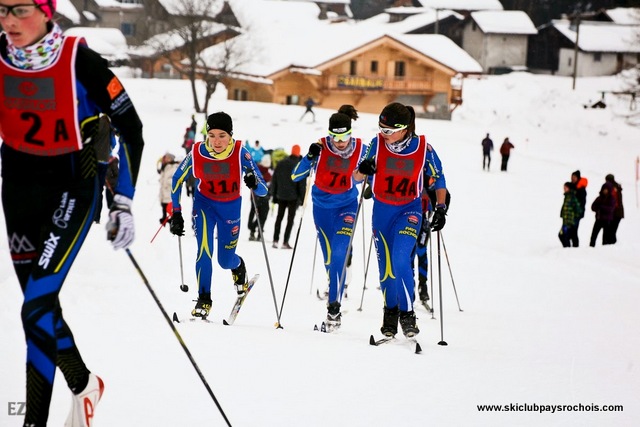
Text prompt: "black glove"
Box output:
[[244, 171, 258, 189], [363, 184, 373, 200], [430, 206, 447, 231], [170, 211, 185, 236], [307, 143, 322, 160], [358, 158, 376, 175]]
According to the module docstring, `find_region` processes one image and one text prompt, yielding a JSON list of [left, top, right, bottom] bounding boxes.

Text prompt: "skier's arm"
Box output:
[[171, 153, 193, 211]]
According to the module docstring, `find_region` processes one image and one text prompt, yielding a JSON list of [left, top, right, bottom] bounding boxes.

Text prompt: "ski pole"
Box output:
[[277, 170, 313, 328], [150, 215, 171, 243], [440, 231, 463, 312], [124, 249, 232, 426], [436, 231, 447, 346], [310, 236, 318, 295], [357, 234, 374, 311], [429, 226, 435, 320], [178, 236, 188, 292], [250, 191, 280, 324], [337, 176, 368, 303]]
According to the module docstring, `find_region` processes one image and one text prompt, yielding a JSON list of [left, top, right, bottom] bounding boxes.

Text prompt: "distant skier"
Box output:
[[300, 96, 316, 122], [481, 133, 493, 171]]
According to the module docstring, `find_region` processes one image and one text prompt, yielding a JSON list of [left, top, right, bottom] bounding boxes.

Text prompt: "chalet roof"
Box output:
[[417, 0, 502, 11], [361, 9, 462, 33], [470, 10, 537, 35], [553, 19, 640, 53], [94, 0, 144, 10], [64, 27, 129, 62], [604, 7, 640, 25], [393, 34, 483, 73]]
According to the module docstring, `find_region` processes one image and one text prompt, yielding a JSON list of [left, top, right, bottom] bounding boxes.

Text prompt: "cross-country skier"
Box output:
[[354, 103, 448, 338], [291, 105, 365, 330], [0, 1, 145, 424], [169, 112, 268, 318]]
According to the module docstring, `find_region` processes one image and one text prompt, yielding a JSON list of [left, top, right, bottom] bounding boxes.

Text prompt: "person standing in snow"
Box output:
[[589, 182, 616, 246], [170, 112, 268, 318], [300, 96, 316, 122], [605, 173, 624, 244], [0, 1, 145, 424], [291, 105, 365, 330], [499, 137, 514, 171], [558, 182, 582, 247], [481, 133, 493, 171], [570, 170, 588, 246], [354, 102, 448, 339], [157, 152, 179, 224], [270, 145, 306, 249]]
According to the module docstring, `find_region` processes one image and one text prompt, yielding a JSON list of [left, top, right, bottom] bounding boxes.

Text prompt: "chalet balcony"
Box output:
[[322, 74, 435, 93]]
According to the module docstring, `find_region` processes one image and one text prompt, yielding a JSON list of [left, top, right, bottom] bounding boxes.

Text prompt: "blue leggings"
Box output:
[[2, 177, 98, 424], [313, 199, 357, 303], [192, 194, 242, 295], [372, 199, 422, 312]]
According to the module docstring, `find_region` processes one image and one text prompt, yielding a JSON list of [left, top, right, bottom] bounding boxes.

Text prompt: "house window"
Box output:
[[350, 60, 357, 76], [394, 61, 406, 78], [371, 61, 378, 74], [594, 52, 602, 62], [568, 57, 572, 67], [234, 89, 248, 101], [121, 22, 135, 36], [286, 95, 300, 105]]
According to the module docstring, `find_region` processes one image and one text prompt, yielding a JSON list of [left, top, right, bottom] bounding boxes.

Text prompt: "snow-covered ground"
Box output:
[[1, 72, 639, 426]]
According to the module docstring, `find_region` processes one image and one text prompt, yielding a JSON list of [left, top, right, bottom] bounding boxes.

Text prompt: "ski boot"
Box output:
[[326, 301, 342, 331], [380, 306, 399, 337], [418, 280, 430, 303], [232, 257, 248, 296], [192, 292, 212, 318], [399, 310, 420, 337], [64, 373, 104, 427]]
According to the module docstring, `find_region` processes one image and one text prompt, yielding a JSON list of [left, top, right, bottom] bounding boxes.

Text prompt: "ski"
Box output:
[[314, 321, 341, 333], [222, 274, 259, 326], [420, 300, 433, 314], [172, 312, 215, 324], [369, 334, 422, 354]]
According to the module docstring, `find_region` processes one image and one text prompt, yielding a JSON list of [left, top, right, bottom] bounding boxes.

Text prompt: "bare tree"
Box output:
[[145, 0, 243, 113]]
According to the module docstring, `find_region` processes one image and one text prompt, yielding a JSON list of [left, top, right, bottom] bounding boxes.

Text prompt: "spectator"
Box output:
[[570, 170, 588, 246], [558, 182, 582, 248], [481, 133, 493, 171], [271, 145, 306, 248], [605, 174, 624, 244], [248, 155, 273, 241], [158, 153, 180, 224], [499, 137, 515, 171], [245, 140, 266, 164], [589, 182, 616, 247]]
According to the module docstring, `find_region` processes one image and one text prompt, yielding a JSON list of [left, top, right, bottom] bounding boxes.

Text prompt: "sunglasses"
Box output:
[[0, 4, 40, 18], [378, 125, 407, 136], [329, 130, 352, 142]]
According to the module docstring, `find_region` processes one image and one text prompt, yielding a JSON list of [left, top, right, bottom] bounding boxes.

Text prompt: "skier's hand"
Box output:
[[170, 211, 185, 236], [106, 195, 135, 249], [244, 171, 258, 189], [357, 158, 376, 175], [307, 143, 322, 160], [362, 184, 373, 199], [430, 205, 447, 231]]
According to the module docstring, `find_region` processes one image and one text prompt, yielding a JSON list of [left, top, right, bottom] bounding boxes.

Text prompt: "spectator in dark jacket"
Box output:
[[481, 133, 493, 171], [270, 145, 306, 248], [499, 137, 515, 171], [559, 182, 582, 247], [570, 170, 588, 246], [589, 182, 616, 246], [605, 174, 624, 244]]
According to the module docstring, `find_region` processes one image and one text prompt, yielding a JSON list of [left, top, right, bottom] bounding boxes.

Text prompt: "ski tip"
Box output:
[[313, 324, 319, 331], [369, 335, 376, 346], [172, 312, 179, 323], [223, 319, 230, 326], [415, 342, 423, 354]]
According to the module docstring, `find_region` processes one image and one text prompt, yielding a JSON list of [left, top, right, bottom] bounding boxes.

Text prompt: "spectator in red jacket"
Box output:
[[570, 170, 588, 246], [499, 137, 515, 171]]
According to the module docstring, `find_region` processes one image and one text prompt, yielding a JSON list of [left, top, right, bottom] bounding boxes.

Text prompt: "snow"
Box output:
[[1, 71, 640, 426], [418, 0, 503, 11], [470, 10, 538, 35], [552, 19, 640, 54]]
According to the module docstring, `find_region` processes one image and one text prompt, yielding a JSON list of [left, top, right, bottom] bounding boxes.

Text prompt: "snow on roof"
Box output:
[[63, 27, 129, 60], [360, 9, 462, 34], [56, 0, 81, 24], [605, 7, 640, 25], [470, 10, 537, 35], [393, 33, 483, 73], [553, 19, 640, 53], [94, 0, 144, 10], [418, 0, 503, 11]]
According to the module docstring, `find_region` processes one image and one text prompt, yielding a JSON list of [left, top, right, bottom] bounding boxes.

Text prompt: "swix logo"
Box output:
[[9, 233, 36, 253], [38, 233, 61, 269]]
